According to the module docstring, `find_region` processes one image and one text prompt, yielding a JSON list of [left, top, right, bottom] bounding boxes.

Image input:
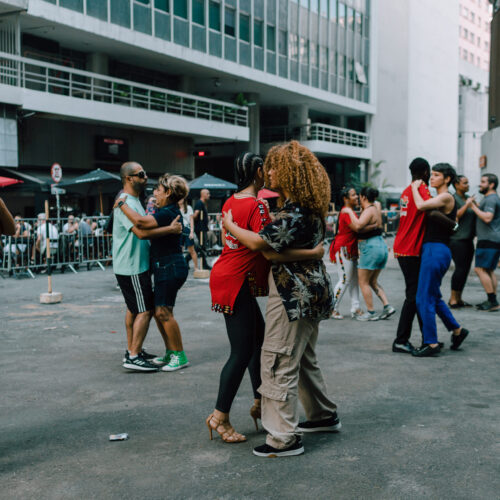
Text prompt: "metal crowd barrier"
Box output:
[[0, 217, 112, 279]]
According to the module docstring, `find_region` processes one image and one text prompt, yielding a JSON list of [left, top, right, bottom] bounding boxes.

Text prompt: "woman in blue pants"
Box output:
[[411, 163, 469, 357]]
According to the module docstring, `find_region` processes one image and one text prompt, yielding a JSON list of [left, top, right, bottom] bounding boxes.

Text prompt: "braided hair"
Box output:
[[235, 152, 264, 191]]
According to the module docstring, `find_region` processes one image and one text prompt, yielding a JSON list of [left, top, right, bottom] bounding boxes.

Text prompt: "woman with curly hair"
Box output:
[[223, 141, 340, 458], [206, 152, 324, 444]]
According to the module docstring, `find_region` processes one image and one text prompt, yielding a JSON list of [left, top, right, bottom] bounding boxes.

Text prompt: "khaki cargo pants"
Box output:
[[258, 273, 337, 449]]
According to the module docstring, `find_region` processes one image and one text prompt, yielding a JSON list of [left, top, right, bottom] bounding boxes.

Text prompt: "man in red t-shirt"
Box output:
[[392, 158, 431, 353]]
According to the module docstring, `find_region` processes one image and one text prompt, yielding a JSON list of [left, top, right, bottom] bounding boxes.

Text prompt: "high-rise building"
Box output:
[[458, 0, 492, 191], [0, 0, 375, 216], [481, 0, 500, 177], [371, 0, 459, 197]]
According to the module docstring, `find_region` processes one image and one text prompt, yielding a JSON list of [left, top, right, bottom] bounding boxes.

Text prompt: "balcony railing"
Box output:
[[0, 51, 248, 127], [261, 122, 369, 148]]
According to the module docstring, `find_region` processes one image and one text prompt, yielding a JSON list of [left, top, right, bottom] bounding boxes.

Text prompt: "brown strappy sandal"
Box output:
[[206, 413, 247, 443], [249, 399, 261, 430]]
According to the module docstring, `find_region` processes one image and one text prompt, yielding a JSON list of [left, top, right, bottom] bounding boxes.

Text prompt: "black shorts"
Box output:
[[152, 254, 188, 308], [116, 271, 154, 314]]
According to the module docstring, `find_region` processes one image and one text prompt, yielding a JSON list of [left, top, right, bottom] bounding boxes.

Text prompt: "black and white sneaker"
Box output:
[[123, 353, 159, 372], [122, 349, 156, 362], [297, 413, 342, 433], [253, 437, 304, 457]]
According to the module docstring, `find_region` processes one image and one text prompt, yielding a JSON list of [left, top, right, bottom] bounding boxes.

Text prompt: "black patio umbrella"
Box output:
[[189, 173, 237, 198], [58, 168, 122, 213]]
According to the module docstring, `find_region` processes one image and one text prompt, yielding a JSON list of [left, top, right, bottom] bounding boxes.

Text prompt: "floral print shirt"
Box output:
[[259, 200, 334, 322]]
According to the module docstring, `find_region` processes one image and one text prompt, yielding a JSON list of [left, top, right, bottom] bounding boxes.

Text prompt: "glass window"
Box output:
[[240, 0, 251, 13], [478, 36, 481, 46], [320, 45, 327, 70], [471, 32, 475, 43], [310, 42, 318, 67], [347, 7, 354, 30], [338, 54, 345, 77], [111, 0, 131, 28], [154, 0, 169, 11], [225, 7, 236, 37], [60, 0, 83, 11], [464, 27, 468, 38], [209, 1, 221, 30], [355, 11, 362, 34], [267, 25, 276, 51], [289, 33, 299, 59], [300, 37, 308, 64], [301, 0, 309, 7], [87, 0, 108, 20], [135, 0, 149, 4], [320, 0, 327, 17], [338, 2, 346, 27], [174, 0, 187, 18], [463, 48, 468, 59], [254, 20, 264, 46], [279, 29, 287, 56], [329, 0, 337, 21], [193, 0, 204, 25], [240, 13, 250, 41], [471, 12, 475, 22], [310, 0, 318, 12]]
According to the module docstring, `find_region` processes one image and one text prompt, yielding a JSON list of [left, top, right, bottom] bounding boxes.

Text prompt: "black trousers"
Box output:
[[450, 239, 474, 292], [395, 256, 423, 345], [215, 281, 265, 413]]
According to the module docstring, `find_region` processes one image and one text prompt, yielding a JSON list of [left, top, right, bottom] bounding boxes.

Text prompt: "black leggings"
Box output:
[[450, 239, 474, 292], [215, 281, 265, 413]]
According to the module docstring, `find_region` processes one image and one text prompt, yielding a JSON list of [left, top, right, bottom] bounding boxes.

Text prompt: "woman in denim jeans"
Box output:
[[115, 174, 190, 372]]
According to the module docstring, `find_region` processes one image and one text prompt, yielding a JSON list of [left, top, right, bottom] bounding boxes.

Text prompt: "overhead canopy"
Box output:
[[0, 176, 24, 188], [58, 168, 122, 194], [189, 173, 237, 191]]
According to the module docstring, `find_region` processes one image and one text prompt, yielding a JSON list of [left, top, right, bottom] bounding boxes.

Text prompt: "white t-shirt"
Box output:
[[180, 205, 193, 229], [37, 223, 59, 251]]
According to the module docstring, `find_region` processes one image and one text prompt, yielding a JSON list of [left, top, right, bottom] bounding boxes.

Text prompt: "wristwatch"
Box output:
[[117, 200, 125, 208]]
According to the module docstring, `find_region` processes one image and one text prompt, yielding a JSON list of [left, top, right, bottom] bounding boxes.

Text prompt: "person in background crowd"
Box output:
[[193, 188, 212, 270], [329, 187, 367, 320], [207, 152, 324, 444], [412, 163, 469, 357], [0, 197, 16, 236], [63, 215, 78, 235], [470, 173, 500, 311], [448, 175, 476, 308], [179, 197, 198, 270], [113, 162, 182, 372], [116, 174, 190, 372], [392, 158, 431, 353], [32, 213, 59, 265], [223, 141, 340, 458], [344, 187, 395, 322]]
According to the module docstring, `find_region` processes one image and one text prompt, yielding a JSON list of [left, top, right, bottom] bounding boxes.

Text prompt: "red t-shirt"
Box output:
[[393, 183, 431, 257], [210, 196, 271, 314], [329, 211, 358, 262]]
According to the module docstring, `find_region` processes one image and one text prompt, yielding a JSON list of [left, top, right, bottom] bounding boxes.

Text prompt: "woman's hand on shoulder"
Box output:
[[312, 242, 325, 260], [412, 180, 423, 189]]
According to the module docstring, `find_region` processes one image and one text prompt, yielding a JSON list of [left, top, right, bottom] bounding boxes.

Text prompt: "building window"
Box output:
[[279, 29, 287, 56], [300, 37, 309, 64], [310, 42, 318, 68], [485, 40, 489, 51], [478, 36, 481, 46], [240, 13, 250, 42], [209, 1, 221, 30], [355, 11, 362, 34], [329, 0, 337, 21], [471, 12, 475, 22], [463, 6, 468, 17], [320, 0, 327, 17], [174, 0, 187, 18], [289, 33, 299, 60], [254, 19, 264, 47], [338, 2, 346, 27], [479, 16, 482, 26], [267, 25, 276, 51], [135, 0, 150, 4], [469, 53, 473, 63], [477, 56, 481, 66], [320, 45, 327, 70], [471, 32, 475, 43], [310, 0, 318, 12], [192, 0, 204, 25], [154, 0, 169, 12], [347, 7, 354, 30], [464, 27, 468, 38], [463, 48, 468, 60], [225, 7, 236, 37]]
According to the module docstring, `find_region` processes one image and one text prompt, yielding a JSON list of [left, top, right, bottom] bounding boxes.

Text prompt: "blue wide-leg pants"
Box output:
[[416, 242, 460, 344]]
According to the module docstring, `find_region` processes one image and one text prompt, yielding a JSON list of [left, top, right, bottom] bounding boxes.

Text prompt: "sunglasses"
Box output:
[[129, 170, 147, 179]]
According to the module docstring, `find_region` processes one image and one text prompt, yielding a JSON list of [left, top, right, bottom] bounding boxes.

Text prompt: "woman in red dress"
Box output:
[[206, 152, 324, 443]]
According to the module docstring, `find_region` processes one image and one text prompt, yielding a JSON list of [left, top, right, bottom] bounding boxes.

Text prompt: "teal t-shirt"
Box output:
[[112, 194, 150, 276]]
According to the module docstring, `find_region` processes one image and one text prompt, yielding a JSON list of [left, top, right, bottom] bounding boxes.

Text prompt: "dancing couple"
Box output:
[[207, 143, 340, 457]]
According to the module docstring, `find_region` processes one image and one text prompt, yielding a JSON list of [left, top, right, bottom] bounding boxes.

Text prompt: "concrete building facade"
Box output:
[[0, 0, 375, 215], [372, 0, 459, 197]]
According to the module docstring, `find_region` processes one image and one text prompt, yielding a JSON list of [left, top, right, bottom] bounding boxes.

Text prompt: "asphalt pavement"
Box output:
[[1, 253, 499, 499]]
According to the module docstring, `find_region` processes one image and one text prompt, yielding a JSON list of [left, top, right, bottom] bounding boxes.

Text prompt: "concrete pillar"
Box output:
[[489, 5, 500, 130], [86, 53, 109, 75], [288, 104, 309, 140], [179, 76, 194, 94], [248, 93, 260, 154]]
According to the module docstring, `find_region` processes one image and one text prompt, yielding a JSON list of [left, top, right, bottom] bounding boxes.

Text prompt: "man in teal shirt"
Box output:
[[113, 161, 181, 371]]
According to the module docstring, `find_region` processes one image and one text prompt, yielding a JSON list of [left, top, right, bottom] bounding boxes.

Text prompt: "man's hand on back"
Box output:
[[168, 215, 182, 234]]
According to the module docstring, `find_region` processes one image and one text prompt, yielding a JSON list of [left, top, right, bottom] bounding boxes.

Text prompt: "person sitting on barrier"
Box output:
[[0, 197, 15, 236]]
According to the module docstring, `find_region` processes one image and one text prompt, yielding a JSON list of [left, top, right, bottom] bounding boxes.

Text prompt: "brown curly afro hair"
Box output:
[[263, 140, 331, 217]]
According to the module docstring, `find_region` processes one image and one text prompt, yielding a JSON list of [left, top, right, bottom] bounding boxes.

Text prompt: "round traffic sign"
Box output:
[[51, 163, 63, 183]]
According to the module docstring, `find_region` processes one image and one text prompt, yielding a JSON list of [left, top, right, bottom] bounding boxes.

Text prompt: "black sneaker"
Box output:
[[140, 348, 157, 360], [450, 328, 469, 350], [123, 353, 159, 372], [253, 437, 304, 458], [476, 300, 499, 311], [298, 413, 342, 433], [392, 341, 415, 354], [411, 344, 441, 357]]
